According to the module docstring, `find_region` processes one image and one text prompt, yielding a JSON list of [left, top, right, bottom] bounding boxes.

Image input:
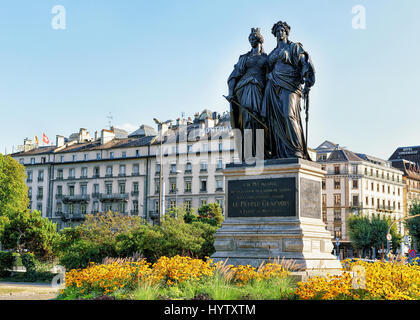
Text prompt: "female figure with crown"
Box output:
[[226, 28, 269, 161], [262, 21, 315, 160]]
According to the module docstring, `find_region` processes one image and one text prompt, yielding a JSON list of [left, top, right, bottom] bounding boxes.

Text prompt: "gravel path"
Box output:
[[0, 282, 60, 300]]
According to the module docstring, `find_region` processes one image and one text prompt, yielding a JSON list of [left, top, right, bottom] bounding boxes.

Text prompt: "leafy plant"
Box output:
[[0, 210, 57, 260], [0, 251, 15, 277], [406, 201, 420, 249]]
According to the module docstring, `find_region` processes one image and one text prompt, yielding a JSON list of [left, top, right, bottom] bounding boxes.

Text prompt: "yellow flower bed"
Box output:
[[295, 259, 420, 300], [64, 255, 290, 295], [150, 256, 215, 285], [65, 260, 151, 295]]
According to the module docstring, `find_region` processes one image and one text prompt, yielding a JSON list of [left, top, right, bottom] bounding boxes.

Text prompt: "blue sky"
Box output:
[[1, 0, 419, 159]]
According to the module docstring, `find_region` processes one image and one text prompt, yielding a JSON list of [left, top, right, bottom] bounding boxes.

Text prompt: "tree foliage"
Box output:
[[0, 210, 57, 260], [0, 154, 29, 217], [54, 204, 222, 270], [348, 214, 401, 255], [406, 201, 420, 249]]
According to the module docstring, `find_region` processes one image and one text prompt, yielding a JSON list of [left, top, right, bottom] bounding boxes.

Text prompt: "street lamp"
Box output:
[[153, 118, 172, 225], [386, 213, 420, 258]]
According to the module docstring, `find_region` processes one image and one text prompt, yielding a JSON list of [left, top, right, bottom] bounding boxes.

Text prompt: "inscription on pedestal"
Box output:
[[227, 177, 296, 217], [300, 178, 321, 219]]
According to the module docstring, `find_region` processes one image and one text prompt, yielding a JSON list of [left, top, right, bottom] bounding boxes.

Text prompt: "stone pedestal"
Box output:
[[211, 158, 342, 271]]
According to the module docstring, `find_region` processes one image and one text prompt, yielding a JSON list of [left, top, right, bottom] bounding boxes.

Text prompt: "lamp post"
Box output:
[[386, 213, 420, 258], [153, 118, 172, 225]]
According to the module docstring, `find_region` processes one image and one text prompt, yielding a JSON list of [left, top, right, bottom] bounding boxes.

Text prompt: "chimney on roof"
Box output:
[[23, 138, 33, 152], [94, 131, 98, 140], [78, 128, 92, 143], [101, 129, 115, 145], [56, 135, 65, 148], [205, 117, 214, 129]]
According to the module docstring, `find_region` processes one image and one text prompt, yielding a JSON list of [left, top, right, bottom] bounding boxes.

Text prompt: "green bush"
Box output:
[[58, 240, 109, 271], [0, 251, 15, 277], [197, 203, 224, 227], [54, 212, 143, 270], [21, 252, 37, 273], [54, 207, 221, 270]]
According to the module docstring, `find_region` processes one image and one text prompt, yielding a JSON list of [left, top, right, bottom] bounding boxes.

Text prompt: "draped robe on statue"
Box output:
[[228, 51, 269, 160], [261, 41, 315, 160]]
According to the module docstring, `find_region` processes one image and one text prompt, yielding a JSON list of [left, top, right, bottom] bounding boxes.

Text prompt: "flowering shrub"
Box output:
[[65, 260, 151, 295], [62, 255, 292, 298], [295, 258, 420, 300], [150, 255, 215, 285]]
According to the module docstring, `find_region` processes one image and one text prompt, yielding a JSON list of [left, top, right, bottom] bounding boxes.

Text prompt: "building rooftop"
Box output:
[[389, 146, 420, 166], [390, 159, 420, 181]]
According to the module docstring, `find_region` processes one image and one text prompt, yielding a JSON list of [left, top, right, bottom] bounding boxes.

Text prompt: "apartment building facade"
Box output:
[[315, 141, 406, 257], [12, 110, 235, 229], [147, 111, 234, 217]]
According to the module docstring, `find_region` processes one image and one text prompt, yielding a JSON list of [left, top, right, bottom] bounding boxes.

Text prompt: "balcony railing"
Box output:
[[131, 210, 139, 215], [55, 194, 63, 200], [99, 193, 129, 202], [61, 212, 86, 221], [36, 195, 43, 200], [377, 205, 395, 212], [215, 187, 224, 192], [62, 194, 90, 203], [131, 191, 139, 196], [149, 211, 159, 219], [37, 177, 44, 182]]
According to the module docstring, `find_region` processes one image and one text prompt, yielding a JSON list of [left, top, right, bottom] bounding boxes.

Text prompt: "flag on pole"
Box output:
[[35, 136, 39, 145], [42, 133, 50, 145]]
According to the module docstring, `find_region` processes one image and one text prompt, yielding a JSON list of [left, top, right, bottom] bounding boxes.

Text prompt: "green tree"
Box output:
[[197, 203, 224, 227], [406, 201, 420, 249], [370, 216, 401, 251], [53, 211, 144, 270], [348, 214, 402, 257], [0, 210, 57, 260], [347, 215, 372, 256], [0, 154, 29, 216]]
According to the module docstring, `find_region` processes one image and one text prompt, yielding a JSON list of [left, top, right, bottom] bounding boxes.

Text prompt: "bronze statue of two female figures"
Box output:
[[226, 21, 315, 162]]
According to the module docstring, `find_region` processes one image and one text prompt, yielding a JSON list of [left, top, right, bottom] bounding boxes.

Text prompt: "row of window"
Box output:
[[154, 178, 224, 194], [323, 164, 401, 182], [154, 198, 224, 212], [21, 150, 143, 165], [156, 159, 224, 174], [322, 193, 402, 211], [56, 201, 138, 215], [55, 181, 140, 197], [324, 178, 402, 196], [55, 164, 141, 180], [21, 140, 230, 166]]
